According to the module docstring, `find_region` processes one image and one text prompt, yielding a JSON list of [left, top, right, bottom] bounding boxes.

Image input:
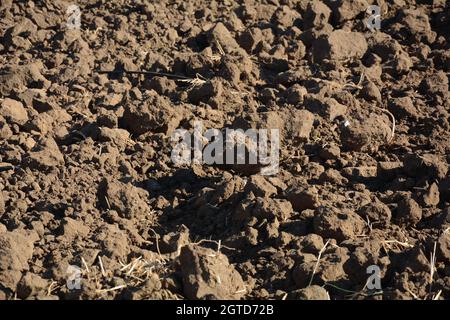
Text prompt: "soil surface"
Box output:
[[0, 0, 449, 300]]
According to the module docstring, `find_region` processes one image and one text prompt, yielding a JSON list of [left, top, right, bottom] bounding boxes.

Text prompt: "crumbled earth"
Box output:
[[0, 0, 449, 300]]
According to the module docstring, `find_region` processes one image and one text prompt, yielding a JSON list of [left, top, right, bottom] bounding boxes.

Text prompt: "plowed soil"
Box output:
[[0, 0, 449, 300]]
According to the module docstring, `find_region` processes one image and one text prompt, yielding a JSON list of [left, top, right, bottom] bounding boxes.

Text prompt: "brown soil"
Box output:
[[0, 0, 449, 300]]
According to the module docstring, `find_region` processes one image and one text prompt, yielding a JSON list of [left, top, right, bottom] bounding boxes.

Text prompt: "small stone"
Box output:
[[167, 28, 178, 42]]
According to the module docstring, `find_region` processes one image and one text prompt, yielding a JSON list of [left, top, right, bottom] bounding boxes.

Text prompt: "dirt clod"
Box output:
[[396, 197, 423, 226], [179, 245, 246, 300], [314, 206, 366, 242], [312, 30, 368, 62], [288, 285, 329, 300], [98, 179, 151, 219], [0, 231, 35, 291]]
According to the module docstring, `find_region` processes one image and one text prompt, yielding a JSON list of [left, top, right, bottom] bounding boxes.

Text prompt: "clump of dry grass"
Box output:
[[118, 256, 168, 287], [381, 239, 414, 255], [178, 73, 208, 90]]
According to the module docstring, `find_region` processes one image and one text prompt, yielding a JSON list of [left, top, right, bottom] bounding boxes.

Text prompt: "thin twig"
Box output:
[[96, 69, 192, 80], [429, 241, 437, 293], [81, 257, 90, 273], [98, 256, 106, 277], [433, 290, 442, 300], [104, 196, 111, 210], [323, 283, 382, 299], [148, 228, 162, 258], [126, 256, 142, 276], [192, 239, 236, 252], [405, 287, 419, 300], [308, 239, 331, 287], [374, 106, 396, 143], [96, 285, 127, 294]]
